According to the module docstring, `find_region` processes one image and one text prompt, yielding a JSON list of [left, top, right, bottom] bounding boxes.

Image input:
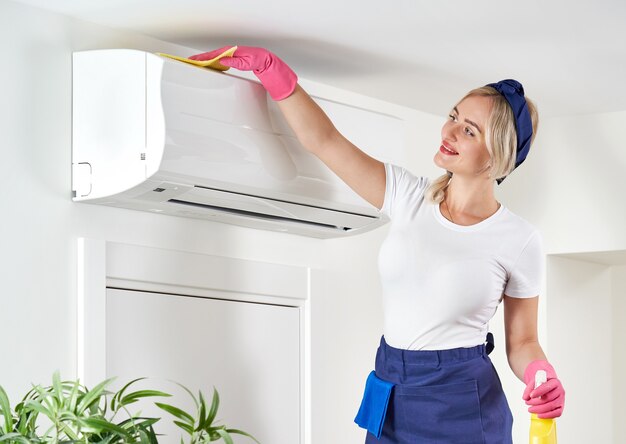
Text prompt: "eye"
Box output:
[[449, 114, 475, 137]]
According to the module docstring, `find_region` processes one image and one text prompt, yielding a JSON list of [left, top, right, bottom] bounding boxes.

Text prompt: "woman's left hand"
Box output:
[[522, 359, 565, 418]]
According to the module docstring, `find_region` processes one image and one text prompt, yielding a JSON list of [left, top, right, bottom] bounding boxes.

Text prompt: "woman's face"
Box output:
[[435, 94, 493, 179]]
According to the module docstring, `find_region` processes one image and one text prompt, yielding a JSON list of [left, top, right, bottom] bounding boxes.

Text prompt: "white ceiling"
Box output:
[[14, 0, 626, 117]]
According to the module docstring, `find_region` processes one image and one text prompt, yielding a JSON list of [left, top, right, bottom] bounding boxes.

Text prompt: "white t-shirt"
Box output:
[[377, 163, 544, 350]]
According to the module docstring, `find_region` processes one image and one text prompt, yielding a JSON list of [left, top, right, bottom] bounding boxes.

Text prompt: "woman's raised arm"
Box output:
[[190, 46, 386, 210], [276, 84, 386, 210]]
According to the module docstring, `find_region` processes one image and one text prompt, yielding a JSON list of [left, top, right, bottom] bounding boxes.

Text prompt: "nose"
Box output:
[[442, 120, 459, 141]]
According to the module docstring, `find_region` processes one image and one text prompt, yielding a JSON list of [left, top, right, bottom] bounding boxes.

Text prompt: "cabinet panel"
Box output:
[[106, 288, 300, 444]]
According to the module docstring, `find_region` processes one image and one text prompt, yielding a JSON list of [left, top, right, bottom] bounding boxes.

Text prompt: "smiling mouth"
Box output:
[[440, 144, 459, 155]]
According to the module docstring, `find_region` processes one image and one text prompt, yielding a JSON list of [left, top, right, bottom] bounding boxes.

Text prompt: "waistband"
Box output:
[[379, 333, 494, 366]]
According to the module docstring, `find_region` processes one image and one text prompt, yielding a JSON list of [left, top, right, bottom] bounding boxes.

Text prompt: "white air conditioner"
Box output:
[[72, 49, 403, 238]]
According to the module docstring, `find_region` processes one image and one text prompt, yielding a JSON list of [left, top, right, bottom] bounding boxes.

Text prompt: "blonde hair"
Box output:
[[424, 86, 539, 204]]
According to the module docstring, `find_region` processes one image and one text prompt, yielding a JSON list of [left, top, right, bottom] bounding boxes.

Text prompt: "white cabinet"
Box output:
[[106, 288, 301, 444], [78, 239, 309, 444]]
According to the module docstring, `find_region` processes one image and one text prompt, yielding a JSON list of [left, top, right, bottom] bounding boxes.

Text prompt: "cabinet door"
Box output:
[[106, 288, 301, 444]]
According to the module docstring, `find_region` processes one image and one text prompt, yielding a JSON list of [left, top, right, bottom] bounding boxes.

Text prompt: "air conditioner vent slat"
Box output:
[[169, 199, 350, 231], [193, 185, 376, 220]]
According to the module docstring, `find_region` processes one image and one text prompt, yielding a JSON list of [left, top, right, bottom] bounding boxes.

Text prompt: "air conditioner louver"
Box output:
[[169, 199, 351, 232]]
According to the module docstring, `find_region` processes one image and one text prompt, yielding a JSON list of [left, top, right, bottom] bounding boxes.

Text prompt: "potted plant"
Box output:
[[0, 371, 260, 444]]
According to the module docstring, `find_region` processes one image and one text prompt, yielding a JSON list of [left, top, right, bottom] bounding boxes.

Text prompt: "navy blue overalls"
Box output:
[[355, 332, 513, 443]]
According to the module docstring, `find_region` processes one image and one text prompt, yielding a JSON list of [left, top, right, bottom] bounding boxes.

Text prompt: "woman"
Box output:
[[189, 46, 565, 443]]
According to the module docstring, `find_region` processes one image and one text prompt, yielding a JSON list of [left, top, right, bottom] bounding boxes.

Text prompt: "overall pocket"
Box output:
[[397, 379, 485, 443]]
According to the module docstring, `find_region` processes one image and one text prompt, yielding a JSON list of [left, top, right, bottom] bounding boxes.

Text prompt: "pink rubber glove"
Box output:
[[189, 46, 298, 101], [523, 360, 565, 419]]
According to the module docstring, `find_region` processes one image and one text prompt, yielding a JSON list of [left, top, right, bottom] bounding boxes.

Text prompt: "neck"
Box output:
[[444, 175, 499, 217]]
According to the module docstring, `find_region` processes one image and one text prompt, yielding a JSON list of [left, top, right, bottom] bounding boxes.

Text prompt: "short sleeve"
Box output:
[[504, 230, 545, 298], [378, 162, 429, 219]]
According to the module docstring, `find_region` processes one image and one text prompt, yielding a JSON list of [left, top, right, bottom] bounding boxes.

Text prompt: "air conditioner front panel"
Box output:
[[157, 60, 372, 211]]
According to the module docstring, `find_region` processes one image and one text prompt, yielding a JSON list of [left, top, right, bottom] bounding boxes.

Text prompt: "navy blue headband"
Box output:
[[485, 79, 533, 185]]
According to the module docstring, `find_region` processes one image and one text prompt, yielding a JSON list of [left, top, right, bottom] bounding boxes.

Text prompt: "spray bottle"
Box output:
[[529, 369, 557, 443]]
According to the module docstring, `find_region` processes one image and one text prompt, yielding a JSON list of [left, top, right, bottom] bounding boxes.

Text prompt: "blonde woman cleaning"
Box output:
[[189, 46, 565, 443]]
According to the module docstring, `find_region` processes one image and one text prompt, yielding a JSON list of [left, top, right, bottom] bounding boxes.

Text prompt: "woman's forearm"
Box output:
[[276, 84, 338, 153], [507, 340, 547, 382]]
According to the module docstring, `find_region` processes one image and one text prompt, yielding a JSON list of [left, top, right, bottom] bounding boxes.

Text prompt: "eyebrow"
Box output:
[[453, 106, 482, 134]]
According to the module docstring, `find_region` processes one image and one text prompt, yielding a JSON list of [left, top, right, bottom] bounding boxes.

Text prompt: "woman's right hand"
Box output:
[[189, 46, 298, 101]]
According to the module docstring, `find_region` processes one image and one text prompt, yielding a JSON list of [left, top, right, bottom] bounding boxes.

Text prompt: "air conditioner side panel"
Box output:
[[72, 49, 149, 200]]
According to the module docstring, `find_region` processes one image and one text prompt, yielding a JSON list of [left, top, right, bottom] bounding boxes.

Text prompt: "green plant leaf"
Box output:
[[172, 382, 199, 410], [58, 420, 80, 441], [77, 417, 131, 438], [23, 400, 52, 419], [116, 415, 161, 441], [67, 380, 81, 414], [207, 428, 221, 442], [0, 432, 30, 444], [215, 428, 234, 444], [18, 386, 38, 404], [32, 386, 55, 413], [110, 377, 146, 412], [88, 399, 104, 417], [41, 423, 57, 439], [60, 380, 85, 415], [138, 428, 152, 444], [0, 386, 13, 434], [124, 416, 160, 429], [52, 371, 64, 406], [196, 391, 207, 431], [205, 388, 219, 428], [147, 425, 160, 444], [92, 434, 117, 444], [226, 429, 261, 444], [154, 403, 194, 425], [59, 410, 78, 421], [6, 374, 257, 444], [120, 390, 171, 407], [14, 402, 38, 436], [76, 377, 116, 415], [173, 420, 194, 435]]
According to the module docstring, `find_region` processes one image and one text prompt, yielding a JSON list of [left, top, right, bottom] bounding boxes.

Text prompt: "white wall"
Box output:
[[541, 254, 626, 444], [547, 256, 613, 443], [2, 0, 625, 443], [612, 264, 626, 441], [499, 110, 626, 255]]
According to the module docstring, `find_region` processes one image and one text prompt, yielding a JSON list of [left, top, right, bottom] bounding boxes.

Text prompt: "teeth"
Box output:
[[443, 145, 457, 154]]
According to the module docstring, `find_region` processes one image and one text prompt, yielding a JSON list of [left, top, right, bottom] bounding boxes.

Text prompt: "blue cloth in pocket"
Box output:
[[354, 370, 395, 439]]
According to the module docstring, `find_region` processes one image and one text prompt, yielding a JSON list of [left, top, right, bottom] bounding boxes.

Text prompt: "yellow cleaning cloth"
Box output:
[[156, 46, 238, 71]]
